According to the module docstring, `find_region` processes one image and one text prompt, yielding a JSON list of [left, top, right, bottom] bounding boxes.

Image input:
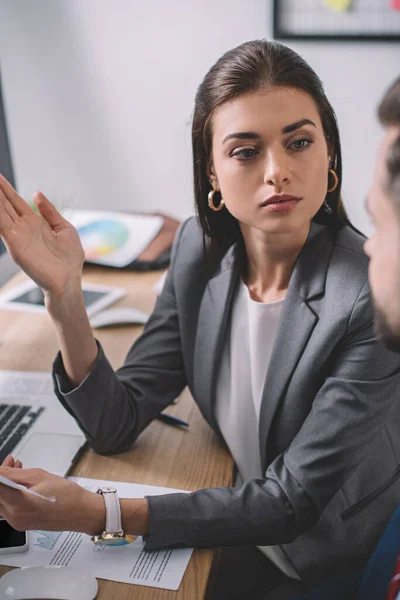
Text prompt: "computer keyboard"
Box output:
[[0, 403, 45, 463]]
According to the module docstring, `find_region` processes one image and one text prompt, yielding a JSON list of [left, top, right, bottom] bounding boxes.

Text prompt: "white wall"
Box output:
[[0, 0, 398, 235], [281, 41, 399, 234]]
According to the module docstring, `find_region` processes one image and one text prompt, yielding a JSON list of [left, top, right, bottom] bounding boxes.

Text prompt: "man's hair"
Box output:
[[378, 77, 400, 204]]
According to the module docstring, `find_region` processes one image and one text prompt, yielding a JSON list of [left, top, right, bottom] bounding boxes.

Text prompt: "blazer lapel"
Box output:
[[193, 246, 239, 431], [259, 223, 335, 470]]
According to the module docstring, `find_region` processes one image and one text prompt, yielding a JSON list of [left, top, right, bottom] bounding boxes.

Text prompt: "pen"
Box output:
[[157, 413, 189, 428], [0, 474, 56, 502]]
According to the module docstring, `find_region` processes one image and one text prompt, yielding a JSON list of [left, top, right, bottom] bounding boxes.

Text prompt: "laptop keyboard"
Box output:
[[0, 403, 45, 463]]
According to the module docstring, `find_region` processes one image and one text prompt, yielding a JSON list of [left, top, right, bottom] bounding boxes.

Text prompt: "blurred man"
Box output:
[[363, 73, 400, 600], [365, 76, 400, 352], [288, 76, 400, 600]]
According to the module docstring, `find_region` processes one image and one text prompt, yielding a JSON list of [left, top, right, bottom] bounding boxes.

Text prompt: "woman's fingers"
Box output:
[[0, 187, 15, 230], [33, 192, 68, 231], [0, 179, 19, 222], [2, 456, 16, 468], [1, 192, 18, 224], [0, 466, 47, 488], [0, 483, 40, 531], [0, 482, 20, 502], [1, 456, 23, 469], [0, 504, 10, 525], [0, 174, 31, 217], [0, 467, 103, 533]]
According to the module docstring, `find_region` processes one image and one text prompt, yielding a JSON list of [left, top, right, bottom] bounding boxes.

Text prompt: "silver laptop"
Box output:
[[0, 370, 86, 476]]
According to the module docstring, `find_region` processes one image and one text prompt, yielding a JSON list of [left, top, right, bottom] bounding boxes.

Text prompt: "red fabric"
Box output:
[[386, 553, 400, 600]]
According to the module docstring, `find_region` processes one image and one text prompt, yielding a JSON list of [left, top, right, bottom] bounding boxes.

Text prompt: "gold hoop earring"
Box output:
[[208, 189, 225, 212], [327, 169, 339, 193]]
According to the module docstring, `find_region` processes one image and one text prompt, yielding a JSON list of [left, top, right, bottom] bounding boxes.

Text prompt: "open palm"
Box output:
[[0, 175, 84, 294]]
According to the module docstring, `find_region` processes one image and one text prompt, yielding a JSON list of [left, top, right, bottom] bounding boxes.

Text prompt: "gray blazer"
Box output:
[[54, 217, 400, 586]]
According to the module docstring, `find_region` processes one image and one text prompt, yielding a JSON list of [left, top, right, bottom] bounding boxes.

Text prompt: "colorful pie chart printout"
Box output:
[[78, 219, 130, 261], [64, 210, 163, 268]]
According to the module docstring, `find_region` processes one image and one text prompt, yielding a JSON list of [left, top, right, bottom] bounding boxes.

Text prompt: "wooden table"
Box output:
[[0, 267, 233, 599]]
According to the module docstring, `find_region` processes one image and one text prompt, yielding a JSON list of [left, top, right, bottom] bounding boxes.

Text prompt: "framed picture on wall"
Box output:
[[273, 0, 400, 42]]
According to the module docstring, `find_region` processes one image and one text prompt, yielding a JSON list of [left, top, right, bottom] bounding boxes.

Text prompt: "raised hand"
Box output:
[[0, 175, 85, 295]]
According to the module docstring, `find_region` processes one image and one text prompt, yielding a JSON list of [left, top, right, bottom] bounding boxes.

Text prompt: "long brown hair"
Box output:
[[192, 39, 352, 257]]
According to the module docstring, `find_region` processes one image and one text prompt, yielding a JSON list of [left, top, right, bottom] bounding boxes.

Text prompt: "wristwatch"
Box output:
[[91, 486, 136, 546]]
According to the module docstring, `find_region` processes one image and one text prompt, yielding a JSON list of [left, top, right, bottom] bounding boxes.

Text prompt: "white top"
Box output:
[[215, 280, 299, 580]]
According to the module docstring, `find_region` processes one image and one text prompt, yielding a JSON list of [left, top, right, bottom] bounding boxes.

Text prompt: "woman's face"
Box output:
[[209, 85, 331, 236]]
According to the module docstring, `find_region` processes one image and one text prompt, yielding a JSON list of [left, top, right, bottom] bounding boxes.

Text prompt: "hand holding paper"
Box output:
[[0, 474, 56, 502], [0, 467, 105, 535], [0, 477, 194, 591]]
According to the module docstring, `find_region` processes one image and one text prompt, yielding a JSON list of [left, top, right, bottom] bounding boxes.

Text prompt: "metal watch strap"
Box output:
[[97, 487, 123, 534]]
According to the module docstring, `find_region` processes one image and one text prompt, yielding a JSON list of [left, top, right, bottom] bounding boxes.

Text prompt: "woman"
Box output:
[[0, 40, 400, 600]]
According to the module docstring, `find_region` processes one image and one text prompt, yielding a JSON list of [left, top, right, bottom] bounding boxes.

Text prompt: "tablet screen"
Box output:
[[0, 280, 126, 316], [11, 286, 108, 308]]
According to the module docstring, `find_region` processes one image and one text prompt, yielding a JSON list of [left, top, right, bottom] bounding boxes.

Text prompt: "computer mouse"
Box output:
[[0, 565, 98, 599], [89, 306, 149, 328]]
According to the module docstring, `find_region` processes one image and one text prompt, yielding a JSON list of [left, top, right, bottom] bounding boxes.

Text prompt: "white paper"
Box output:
[[89, 307, 149, 329], [0, 477, 193, 591], [64, 210, 163, 268], [0, 370, 54, 400]]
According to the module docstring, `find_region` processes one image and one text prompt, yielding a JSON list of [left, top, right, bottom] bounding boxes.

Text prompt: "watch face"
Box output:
[[102, 536, 136, 546], [92, 534, 136, 546]]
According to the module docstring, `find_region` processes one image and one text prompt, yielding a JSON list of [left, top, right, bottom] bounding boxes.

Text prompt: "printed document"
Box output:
[[63, 209, 163, 268], [0, 477, 193, 591], [0, 369, 54, 399]]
